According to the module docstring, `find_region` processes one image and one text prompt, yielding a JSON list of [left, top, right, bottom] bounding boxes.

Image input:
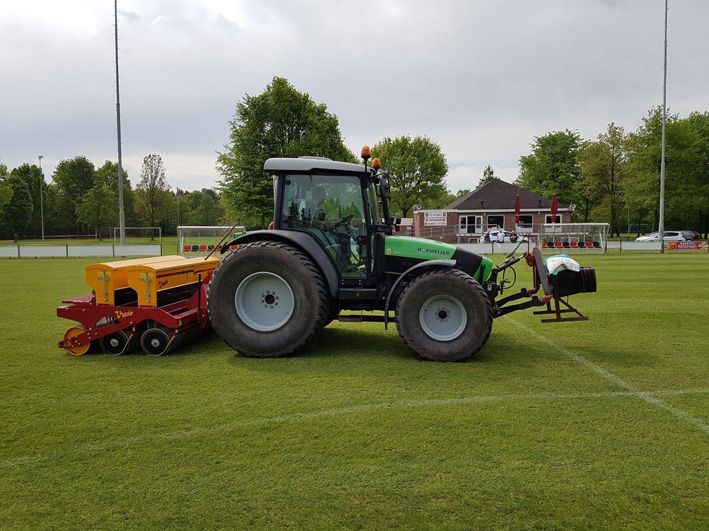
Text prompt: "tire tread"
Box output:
[[207, 240, 329, 357]]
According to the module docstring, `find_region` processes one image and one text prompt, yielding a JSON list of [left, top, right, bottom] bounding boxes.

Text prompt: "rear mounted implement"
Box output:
[[488, 248, 597, 323], [57, 255, 218, 356]]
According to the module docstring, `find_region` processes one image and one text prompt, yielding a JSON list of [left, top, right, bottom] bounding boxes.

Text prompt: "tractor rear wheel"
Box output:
[[395, 268, 493, 362], [208, 241, 329, 358]]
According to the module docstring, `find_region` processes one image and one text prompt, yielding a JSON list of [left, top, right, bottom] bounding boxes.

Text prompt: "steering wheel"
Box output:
[[334, 213, 354, 228]]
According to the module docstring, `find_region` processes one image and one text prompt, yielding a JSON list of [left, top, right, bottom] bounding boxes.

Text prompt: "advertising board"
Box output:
[[667, 241, 706, 251], [423, 211, 448, 227]]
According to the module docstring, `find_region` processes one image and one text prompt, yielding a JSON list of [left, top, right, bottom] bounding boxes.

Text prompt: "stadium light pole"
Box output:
[[114, 0, 126, 245], [658, 0, 668, 253], [38, 155, 45, 240]]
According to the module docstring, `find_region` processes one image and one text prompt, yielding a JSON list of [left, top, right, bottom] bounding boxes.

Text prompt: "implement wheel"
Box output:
[[208, 241, 329, 357], [62, 326, 90, 356], [99, 330, 135, 356], [396, 269, 493, 362], [141, 328, 172, 356]]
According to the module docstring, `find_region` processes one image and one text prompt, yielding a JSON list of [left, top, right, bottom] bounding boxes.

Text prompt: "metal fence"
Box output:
[[0, 244, 163, 259]]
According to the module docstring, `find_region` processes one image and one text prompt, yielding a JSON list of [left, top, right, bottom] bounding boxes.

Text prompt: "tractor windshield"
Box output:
[[280, 173, 368, 278]]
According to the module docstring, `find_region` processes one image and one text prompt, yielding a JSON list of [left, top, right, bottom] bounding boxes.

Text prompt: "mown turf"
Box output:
[[1, 253, 708, 529]]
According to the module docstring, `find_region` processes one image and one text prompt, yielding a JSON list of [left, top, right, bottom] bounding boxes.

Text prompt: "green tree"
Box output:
[[685, 112, 709, 237], [76, 179, 117, 240], [174, 188, 223, 227], [10, 163, 45, 238], [74, 161, 130, 239], [195, 191, 222, 225], [0, 176, 33, 238], [136, 154, 173, 234], [95, 161, 136, 225], [578, 123, 631, 235], [516, 130, 582, 206], [0, 164, 12, 217], [478, 164, 496, 188], [174, 188, 190, 228], [372, 135, 448, 217], [625, 108, 707, 233], [51, 156, 96, 233], [217, 77, 355, 229]]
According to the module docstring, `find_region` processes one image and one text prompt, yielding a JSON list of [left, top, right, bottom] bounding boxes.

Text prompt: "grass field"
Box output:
[[1, 253, 708, 529]]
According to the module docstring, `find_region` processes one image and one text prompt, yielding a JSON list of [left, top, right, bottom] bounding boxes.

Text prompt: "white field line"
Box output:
[[506, 317, 709, 435], [3, 388, 708, 470]]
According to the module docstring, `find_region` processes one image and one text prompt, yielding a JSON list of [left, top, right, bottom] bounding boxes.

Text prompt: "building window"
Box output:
[[516, 214, 533, 230], [545, 215, 561, 224], [487, 215, 504, 229]]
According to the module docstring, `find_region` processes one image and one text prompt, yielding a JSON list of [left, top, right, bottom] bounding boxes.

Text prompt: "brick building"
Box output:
[[413, 179, 573, 243]]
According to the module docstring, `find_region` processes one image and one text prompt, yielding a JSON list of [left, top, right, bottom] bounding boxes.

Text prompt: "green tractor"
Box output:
[[207, 148, 596, 361]]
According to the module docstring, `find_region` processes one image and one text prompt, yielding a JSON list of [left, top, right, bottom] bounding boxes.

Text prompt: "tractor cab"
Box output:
[[266, 149, 394, 288], [276, 169, 373, 279]]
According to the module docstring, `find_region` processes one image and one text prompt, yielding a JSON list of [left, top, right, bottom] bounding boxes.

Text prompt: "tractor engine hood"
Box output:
[[384, 236, 493, 284]]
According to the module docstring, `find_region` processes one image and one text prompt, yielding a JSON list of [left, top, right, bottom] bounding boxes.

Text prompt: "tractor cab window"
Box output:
[[280, 174, 368, 278]]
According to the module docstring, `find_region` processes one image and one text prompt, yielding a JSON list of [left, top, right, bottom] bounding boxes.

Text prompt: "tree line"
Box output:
[[0, 155, 223, 240], [217, 77, 708, 235], [515, 109, 709, 237], [3, 76, 707, 238]]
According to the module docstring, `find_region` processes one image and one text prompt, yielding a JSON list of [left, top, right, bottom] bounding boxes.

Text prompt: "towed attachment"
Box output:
[[57, 255, 217, 356]]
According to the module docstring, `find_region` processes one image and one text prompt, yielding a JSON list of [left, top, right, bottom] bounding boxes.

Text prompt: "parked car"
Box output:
[[488, 229, 529, 243], [635, 231, 686, 242], [680, 230, 703, 241]]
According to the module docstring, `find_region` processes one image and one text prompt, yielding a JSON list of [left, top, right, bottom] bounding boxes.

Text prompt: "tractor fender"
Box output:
[[220, 230, 340, 298], [383, 259, 457, 329]]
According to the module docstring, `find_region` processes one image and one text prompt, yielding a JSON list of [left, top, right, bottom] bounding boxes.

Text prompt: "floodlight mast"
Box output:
[[658, 0, 668, 253], [114, 0, 126, 245], [38, 155, 45, 240]]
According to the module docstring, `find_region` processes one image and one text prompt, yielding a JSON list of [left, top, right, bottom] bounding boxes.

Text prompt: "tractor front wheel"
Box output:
[[396, 268, 493, 362], [208, 241, 329, 358]]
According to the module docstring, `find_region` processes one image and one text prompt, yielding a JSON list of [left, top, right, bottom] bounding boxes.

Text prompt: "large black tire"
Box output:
[[395, 268, 493, 362], [208, 241, 329, 358]]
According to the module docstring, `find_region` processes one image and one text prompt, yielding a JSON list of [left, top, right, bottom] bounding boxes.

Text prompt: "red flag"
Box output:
[[551, 194, 558, 223], [514, 194, 520, 224]]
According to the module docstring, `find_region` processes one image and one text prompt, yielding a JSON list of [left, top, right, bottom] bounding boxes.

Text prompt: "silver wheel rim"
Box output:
[[141, 328, 171, 356], [235, 272, 295, 332], [101, 330, 129, 355], [419, 295, 467, 341]]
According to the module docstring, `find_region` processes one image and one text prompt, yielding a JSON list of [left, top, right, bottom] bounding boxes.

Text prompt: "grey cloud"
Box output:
[[1, 0, 707, 193]]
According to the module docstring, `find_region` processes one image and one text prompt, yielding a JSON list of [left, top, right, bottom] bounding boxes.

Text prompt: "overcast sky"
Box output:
[[2, 0, 708, 194]]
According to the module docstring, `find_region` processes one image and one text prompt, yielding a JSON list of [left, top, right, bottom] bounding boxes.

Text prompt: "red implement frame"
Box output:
[[57, 272, 212, 353]]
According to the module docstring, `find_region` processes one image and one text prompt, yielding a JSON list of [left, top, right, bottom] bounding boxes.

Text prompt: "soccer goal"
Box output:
[[113, 226, 162, 243], [177, 225, 246, 256], [539, 222, 609, 251]]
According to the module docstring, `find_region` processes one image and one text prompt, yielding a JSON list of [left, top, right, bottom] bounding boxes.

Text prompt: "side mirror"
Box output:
[[379, 178, 391, 200]]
